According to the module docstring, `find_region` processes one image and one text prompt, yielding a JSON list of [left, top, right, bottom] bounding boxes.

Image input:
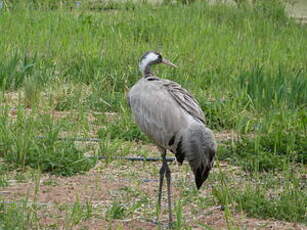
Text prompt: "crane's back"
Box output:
[[128, 77, 192, 147]]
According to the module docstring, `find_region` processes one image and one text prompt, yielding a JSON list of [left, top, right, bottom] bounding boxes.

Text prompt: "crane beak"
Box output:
[[162, 58, 177, 68]]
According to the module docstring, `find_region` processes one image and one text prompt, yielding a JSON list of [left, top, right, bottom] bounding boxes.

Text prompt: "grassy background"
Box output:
[[0, 0, 306, 228]]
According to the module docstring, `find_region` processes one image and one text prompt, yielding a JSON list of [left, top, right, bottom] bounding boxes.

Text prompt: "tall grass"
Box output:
[[0, 110, 96, 175], [1, 1, 306, 90]]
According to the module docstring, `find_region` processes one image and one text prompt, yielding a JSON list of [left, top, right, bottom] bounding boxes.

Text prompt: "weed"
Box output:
[[42, 178, 58, 186], [0, 175, 9, 187], [105, 201, 127, 220], [173, 200, 185, 229], [23, 76, 42, 108], [0, 52, 36, 91], [67, 199, 94, 225]]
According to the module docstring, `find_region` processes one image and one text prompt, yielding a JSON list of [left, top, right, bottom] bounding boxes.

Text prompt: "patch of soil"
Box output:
[[1, 161, 306, 230]]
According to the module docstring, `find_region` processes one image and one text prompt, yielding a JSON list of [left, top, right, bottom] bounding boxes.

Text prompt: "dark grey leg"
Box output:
[[158, 159, 166, 209], [165, 157, 173, 228], [156, 148, 173, 228], [157, 148, 166, 222]]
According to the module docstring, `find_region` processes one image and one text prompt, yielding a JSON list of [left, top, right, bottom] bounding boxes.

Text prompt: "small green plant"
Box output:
[[0, 174, 9, 187], [42, 178, 59, 186], [23, 76, 41, 108], [0, 52, 36, 91], [0, 163, 10, 187], [105, 202, 127, 220], [212, 173, 235, 228], [173, 200, 185, 229], [67, 200, 94, 226]]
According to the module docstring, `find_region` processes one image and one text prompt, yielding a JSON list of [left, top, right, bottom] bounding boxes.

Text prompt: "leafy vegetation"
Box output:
[[0, 111, 97, 176]]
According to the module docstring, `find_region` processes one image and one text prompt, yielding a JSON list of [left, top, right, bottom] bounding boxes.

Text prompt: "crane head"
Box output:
[[139, 51, 177, 76]]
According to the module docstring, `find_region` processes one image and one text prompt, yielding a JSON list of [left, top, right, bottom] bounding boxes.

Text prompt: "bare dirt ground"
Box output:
[[1, 160, 306, 230], [287, 0, 307, 18]]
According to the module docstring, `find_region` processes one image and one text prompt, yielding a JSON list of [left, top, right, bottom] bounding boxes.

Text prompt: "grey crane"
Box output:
[[127, 51, 216, 227]]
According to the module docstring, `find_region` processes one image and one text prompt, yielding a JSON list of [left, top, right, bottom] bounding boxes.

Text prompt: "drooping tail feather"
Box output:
[[181, 123, 216, 189], [194, 147, 215, 189]]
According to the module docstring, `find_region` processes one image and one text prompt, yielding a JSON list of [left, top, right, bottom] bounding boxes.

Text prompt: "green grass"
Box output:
[[0, 0, 306, 228], [235, 184, 307, 223], [0, 110, 97, 176], [212, 167, 307, 224], [105, 201, 127, 220], [0, 200, 37, 230], [97, 106, 147, 142]]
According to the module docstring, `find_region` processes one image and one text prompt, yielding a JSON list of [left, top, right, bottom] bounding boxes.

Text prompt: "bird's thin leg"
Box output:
[[164, 155, 173, 228], [156, 148, 166, 222], [158, 161, 166, 208]]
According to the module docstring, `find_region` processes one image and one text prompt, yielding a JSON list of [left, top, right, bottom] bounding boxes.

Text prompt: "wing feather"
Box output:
[[162, 80, 205, 123]]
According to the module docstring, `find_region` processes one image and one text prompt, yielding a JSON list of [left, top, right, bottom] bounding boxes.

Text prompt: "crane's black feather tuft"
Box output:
[[175, 137, 185, 164], [147, 77, 159, 81], [195, 164, 210, 189], [168, 135, 176, 146], [195, 149, 215, 189]]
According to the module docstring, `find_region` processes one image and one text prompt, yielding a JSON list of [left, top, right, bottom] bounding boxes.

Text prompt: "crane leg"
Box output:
[[157, 148, 173, 228], [157, 149, 166, 221], [164, 157, 173, 228], [158, 160, 166, 209]]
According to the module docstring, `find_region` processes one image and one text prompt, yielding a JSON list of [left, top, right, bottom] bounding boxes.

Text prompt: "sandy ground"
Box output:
[[0, 161, 307, 230], [1, 156, 306, 229], [287, 0, 307, 18]]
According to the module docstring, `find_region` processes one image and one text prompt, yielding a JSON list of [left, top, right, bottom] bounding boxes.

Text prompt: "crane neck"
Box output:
[[139, 62, 154, 78]]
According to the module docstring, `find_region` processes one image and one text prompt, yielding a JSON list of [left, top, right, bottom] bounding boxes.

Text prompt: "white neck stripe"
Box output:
[[139, 52, 159, 74]]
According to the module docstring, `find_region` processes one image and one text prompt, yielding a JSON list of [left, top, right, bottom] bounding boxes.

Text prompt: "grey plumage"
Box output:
[[128, 51, 216, 226]]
